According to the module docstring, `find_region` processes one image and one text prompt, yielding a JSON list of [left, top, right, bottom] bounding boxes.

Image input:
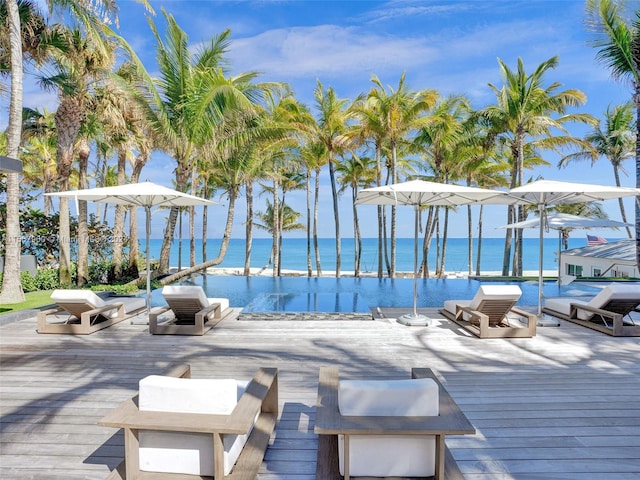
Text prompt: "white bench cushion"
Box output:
[[546, 284, 640, 320], [337, 377, 439, 477], [138, 375, 250, 476]]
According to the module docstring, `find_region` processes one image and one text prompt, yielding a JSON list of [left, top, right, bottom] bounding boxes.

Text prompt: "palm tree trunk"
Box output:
[[0, 0, 25, 303], [420, 206, 436, 278], [158, 190, 238, 284], [272, 179, 280, 277], [306, 170, 312, 276], [390, 142, 397, 278], [159, 165, 190, 273], [112, 149, 126, 278], [376, 144, 383, 279], [128, 157, 146, 278], [244, 181, 253, 276], [438, 207, 450, 278], [612, 165, 633, 238], [76, 139, 90, 286], [178, 210, 183, 271], [190, 166, 196, 267], [352, 186, 361, 277], [475, 205, 484, 276], [328, 153, 341, 277], [313, 167, 322, 276], [466, 204, 473, 275]]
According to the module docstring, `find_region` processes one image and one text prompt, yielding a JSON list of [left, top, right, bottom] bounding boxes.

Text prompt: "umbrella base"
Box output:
[[397, 313, 433, 327], [536, 313, 561, 327]]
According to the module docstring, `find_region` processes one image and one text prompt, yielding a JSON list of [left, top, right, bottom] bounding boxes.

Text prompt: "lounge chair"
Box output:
[[314, 367, 475, 480], [543, 283, 640, 337], [37, 289, 145, 335], [98, 364, 278, 479], [440, 285, 536, 338], [149, 285, 230, 335]]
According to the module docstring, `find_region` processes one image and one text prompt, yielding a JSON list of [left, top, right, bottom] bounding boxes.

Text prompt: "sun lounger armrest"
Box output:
[[570, 303, 622, 320], [457, 305, 488, 323], [198, 302, 221, 317]]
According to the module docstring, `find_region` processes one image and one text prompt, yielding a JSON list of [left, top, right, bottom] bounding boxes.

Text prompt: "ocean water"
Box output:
[[147, 236, 599, 273]]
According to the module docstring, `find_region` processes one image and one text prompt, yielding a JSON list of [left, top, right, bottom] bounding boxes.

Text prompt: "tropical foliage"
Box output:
[[1, 0, 637, 305]]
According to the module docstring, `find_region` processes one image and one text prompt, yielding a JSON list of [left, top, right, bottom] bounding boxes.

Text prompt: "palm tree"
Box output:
[[336, 154, 376, 276], [134, 12, 272, 273], [586, 0, 640, 266], [483, 56, 595, 276], [0, 0, 127, 302], [254, 200, 306, 269], [560, 102, 635, 238], [365, 73, 437, 277], [313, 80, 355, 278]]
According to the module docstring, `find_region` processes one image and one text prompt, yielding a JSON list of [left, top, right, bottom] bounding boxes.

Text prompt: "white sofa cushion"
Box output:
[[444, 285, 522, 319], [138, 375, 250, 476], [337, 377, 439, 477]]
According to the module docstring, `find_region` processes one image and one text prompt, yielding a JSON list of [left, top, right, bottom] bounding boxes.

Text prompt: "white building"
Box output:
[[560, 239, 639, 279]]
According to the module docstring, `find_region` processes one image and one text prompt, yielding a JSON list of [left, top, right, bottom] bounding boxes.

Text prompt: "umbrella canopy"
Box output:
[[355, 180, 506, 325], [46, 182, 216, 315], [355, 179, 506, 207], [502, 180, 640, 325], [499, 213, 633, 284], [500, 212, 633, 230]]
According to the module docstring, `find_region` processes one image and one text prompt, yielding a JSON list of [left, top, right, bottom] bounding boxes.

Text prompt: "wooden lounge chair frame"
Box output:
[[543, 300, 640, 337], [441, 299, 536, 339], [98, 364, 278, 480], [149, 299, 222, 335], [314, 366, 475, 480], [37, 301, 130, 335]]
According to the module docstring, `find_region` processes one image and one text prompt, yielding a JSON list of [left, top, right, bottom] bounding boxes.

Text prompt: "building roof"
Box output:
[[563, 239, 637, 263]]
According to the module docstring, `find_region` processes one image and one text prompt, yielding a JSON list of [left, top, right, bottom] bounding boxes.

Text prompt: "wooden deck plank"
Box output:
[[1, 307, 640, 479]]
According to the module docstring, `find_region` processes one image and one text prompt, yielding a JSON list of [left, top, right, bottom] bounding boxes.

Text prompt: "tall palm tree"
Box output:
[[134, 12, 272, 273], [42, 27, 115, 285], [336, 154, 376, 276], [313, 80, 354, 278], [586, 0, 640, 266], [365, 73, 437, 277], [560, 102, 635, 238], [483, 56, 594, 276], [1, 0, 129, 302]]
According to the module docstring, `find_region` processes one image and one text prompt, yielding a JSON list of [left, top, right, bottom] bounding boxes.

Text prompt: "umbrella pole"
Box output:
[[398, 206, 431, 326], [146, 205, 151, 316], [536, 205, 560, 326]]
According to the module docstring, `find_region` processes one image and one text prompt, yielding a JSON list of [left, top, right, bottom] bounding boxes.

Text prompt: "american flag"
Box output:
[[587, 234, 608, 246]]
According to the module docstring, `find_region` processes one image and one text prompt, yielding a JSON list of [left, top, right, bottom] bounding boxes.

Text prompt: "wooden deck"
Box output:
[[1, 306, 640, 479]]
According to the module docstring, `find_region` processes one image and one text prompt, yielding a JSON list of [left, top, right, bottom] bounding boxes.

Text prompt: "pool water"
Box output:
[[150, 275, 604, 314]]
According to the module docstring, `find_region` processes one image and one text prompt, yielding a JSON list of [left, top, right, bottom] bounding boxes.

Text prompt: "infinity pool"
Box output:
[[150, 275, 604, 314]]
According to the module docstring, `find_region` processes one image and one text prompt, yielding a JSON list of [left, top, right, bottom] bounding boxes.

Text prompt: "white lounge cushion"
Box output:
[[337, 377, 439, 477], [50, 289, 118, 319], [105, 296, 145, 314], [138, 375, 250, 476], [162, 285, 229, 311], [546, 284, 640, 320], [444, 285, 522, 319]]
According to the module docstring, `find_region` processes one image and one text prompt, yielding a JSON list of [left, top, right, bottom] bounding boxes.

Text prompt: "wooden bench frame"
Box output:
[[148, 302, 222, 335], [543, 300, 640, 337], [37, 301, 131, 335], [441, 301, 536, 339], [98, 364, 279, 479], [314, 367, 475, 480]]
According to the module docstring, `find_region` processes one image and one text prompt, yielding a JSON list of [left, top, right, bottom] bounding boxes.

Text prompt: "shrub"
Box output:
[[35, 268, 59, 290], [20, 271, 37, 292]]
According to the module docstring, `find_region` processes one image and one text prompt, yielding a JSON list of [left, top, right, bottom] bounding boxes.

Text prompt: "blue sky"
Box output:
[[6, 0, 638, 240]]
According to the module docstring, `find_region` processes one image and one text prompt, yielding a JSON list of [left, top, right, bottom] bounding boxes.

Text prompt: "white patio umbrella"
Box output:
[[355, 179, 506, 326], [46, 182, 216, 314], [499, 213, 632, 285], [503, 180, 640, 326]]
